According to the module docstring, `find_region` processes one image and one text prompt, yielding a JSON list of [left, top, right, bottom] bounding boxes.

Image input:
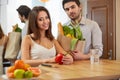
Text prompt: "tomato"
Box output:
[[55, 53, 64, 64]]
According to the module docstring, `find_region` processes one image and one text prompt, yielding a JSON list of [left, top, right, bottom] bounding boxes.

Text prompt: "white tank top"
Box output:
[[29, 36, 56, 60]]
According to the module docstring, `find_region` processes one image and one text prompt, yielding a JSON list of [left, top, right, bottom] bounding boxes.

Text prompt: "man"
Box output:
[[16, 5, 31, 59], [62, 0, 103, 60], [16, 5, 31, 39]]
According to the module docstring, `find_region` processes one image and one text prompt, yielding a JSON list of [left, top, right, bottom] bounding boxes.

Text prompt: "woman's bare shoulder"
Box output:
[[23, 35, 31, 42]]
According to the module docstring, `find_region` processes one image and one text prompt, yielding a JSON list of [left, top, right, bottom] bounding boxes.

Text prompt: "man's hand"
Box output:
[[71, 50, 90, 60]]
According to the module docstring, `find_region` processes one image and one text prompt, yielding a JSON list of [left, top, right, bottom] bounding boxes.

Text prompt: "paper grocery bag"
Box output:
[[57, 34, 71, 51], [75, 40, 85, 53], [0, 46, 4, 74], [5, 32, 21, 60], [57, 34, 85, 53]]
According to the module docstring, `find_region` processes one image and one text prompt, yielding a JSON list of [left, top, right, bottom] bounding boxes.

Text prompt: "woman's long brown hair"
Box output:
[[28, 6, 54, 41]]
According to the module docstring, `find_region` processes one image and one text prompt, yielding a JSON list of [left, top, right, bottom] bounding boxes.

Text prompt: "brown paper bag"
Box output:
[[57, 34, 85, 53], [0, 46, 4, 74], [5, 32, 21, 60]]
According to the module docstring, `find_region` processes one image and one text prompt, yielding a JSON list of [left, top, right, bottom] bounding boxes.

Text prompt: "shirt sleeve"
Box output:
[[91, 21, 103, 57]]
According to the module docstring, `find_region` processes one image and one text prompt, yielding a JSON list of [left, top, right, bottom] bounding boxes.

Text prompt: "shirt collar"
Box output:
[[67, 17, 86, 26], [79, 17, 86, 25]]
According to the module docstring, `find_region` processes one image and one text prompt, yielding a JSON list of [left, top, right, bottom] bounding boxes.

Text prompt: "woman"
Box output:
[[21, 6, 73, 66], [0, 25, 8, 74]]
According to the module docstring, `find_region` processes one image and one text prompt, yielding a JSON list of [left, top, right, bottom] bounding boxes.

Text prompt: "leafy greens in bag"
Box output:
[[62, 22, 85, 50], [12, 24, 22, 32]]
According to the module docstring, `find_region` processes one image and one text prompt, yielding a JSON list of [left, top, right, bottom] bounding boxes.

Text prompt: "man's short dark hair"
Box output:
[[17, 5, 31, 19], [62, 0, 81, 9]]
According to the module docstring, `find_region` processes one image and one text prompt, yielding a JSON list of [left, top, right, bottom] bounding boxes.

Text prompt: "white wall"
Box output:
[[32, 0, 45, 8], [80, 0, 87, 18], [0, 0, 8, 34]]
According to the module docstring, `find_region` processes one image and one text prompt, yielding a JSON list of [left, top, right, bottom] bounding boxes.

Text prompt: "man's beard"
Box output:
[[21, 20, 25, 23], [71, 14, 80, 21]]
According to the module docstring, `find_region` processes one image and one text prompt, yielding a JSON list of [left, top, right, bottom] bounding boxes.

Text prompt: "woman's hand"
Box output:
[[43, 57, 55, 63], [62, 54, 73, 65]]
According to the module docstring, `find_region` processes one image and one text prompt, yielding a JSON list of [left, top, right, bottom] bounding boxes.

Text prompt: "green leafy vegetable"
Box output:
[[62, 23, 85, 50], [15, 27, 22, 32]]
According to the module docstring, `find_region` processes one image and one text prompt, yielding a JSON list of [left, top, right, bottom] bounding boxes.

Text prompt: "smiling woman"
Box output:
[[21, 6, 73, 66]]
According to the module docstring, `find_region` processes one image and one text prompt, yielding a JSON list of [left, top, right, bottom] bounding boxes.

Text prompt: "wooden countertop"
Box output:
[[38, 59, 120, 80]]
